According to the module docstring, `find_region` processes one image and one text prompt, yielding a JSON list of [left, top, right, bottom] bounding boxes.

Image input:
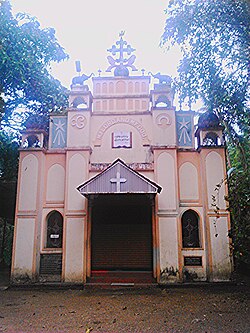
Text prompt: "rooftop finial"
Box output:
[[106, 32, 137, 76]]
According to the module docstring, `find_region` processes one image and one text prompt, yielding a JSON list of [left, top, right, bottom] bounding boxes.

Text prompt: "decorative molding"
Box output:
[[207, 210, 229, 217], [40, 250, 63, 254], [157, 210, 179, 217], [65, 146, 92, 152], [70, 114, 86, 129], [156, 114, 172, 128], [19, 147, 47, 153], [94, 117, 149, 146], [16, 211, 37, 217], [90, 162, 154, 172], [65, 211, 87, 217], [127, 162, 154, 171], [51, 116, 67, 149], [46, 149, 66, 154], [176, 113, 194, 148], [179, 202, 202, 207], [151, 145, 177, 150], [44, 202, 64, 208]]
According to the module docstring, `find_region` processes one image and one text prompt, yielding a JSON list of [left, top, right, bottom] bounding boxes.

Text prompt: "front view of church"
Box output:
[[11, 34, 232, 285]]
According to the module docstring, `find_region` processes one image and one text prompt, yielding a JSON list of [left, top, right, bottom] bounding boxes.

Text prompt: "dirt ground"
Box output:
[[0, 280, 249, 333]]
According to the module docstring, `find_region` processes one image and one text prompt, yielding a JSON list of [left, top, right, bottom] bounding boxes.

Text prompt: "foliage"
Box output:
[[227, 171, 250, 267], [0, 0, 69, 128], [0, 1, 70, 269], [0, 218, 14, 266], [162, 0, 250, 267], [227, 142, 250, 267], [162, 0, 250, 153], [0, 130, 19, 181]]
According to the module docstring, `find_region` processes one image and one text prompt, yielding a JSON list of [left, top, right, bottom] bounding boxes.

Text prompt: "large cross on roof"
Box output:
[[106, 32, 137, 75], [107, 31, 135, 65]]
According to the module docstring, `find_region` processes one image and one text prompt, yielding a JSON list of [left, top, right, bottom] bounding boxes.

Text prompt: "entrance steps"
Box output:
[[88, 271, 155, 286], [84, 282, 158, 291]]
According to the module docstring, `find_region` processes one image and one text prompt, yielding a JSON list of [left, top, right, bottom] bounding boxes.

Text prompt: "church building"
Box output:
[[11, 34, 232, 285]]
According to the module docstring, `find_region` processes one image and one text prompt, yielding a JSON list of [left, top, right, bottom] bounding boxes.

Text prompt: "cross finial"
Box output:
[[106, 33, 137, 75]]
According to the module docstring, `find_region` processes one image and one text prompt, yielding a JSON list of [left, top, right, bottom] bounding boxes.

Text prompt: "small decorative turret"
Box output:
[[197, 111, 220, 129], [20, 114, 48, 149], [149, 72, 174, 108], [195, 111, 224, 147]]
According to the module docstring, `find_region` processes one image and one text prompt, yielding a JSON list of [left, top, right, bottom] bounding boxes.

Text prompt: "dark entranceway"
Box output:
[[90, 194, 154, 282]]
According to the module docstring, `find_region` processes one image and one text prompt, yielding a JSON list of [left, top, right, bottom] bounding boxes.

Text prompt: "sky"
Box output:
[[11, 0, 181, 90]]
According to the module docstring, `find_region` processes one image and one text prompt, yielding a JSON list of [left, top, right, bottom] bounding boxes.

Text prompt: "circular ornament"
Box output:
[[156, 114, 172, 128], [71, 114, 86, 129]]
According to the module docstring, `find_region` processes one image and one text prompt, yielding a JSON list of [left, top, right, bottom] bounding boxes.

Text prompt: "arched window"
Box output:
[[23, 135, 41, 148], [46, 211, 63, 248], [155, 95, 171, 107], [203, 132, 219, 146], [71, 96, 87, 108], [181, 210, 200, 248]]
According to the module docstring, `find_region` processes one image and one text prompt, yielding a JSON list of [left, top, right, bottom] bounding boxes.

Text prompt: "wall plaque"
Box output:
[[112, 132, 132, 148], [50, 234, 59, 239], [184, 256, 202, 267], [40, 254, 62, 275]]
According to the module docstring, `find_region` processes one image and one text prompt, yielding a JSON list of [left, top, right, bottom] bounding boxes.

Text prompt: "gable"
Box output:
[[77, 159, 161, 197]]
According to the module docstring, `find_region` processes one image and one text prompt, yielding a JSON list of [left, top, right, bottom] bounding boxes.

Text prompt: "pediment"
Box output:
[[77, 159, 161, 197]]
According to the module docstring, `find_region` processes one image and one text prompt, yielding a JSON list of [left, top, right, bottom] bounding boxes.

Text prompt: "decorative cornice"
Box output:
[[151, 145, 177, 150], [90, 162, 154, 172], [157, 211, 179, 217]]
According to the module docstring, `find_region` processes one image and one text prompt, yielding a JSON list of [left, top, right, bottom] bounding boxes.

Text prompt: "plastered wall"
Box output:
[[209, 216, 231, 281], [12, 74, 232, 284], [64, 217, 85, 282], [13, 218, 35, 278]]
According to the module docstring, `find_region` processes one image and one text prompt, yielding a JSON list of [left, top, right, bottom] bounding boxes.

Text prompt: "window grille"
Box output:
[[46, 211, 63, 248], [182, 210, 200, 248]]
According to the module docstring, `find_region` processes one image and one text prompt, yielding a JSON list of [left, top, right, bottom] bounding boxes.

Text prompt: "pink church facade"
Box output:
[[11, 35, 232, 285]]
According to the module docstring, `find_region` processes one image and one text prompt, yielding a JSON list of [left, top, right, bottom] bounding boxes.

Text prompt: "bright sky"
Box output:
[[11, 0, 181, 90]]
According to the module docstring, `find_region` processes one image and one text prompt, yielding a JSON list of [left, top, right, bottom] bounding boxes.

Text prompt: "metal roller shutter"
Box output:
[[91, 196, 152, 271]]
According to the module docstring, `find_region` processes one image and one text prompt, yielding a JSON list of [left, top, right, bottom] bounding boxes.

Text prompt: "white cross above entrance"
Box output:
[[110, 171, 127, 192]]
